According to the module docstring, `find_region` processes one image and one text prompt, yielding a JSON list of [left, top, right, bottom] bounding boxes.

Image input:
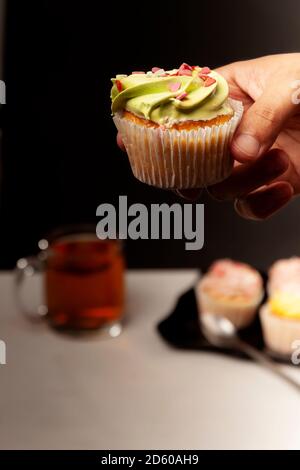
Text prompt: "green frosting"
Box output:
[[110, 66, 233, 125]]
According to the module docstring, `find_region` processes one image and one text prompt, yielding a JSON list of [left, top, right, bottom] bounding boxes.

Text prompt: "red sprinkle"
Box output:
[[204, 77, 216, 87], [152, 67, 162, 73], [200, 66, 211, 74], [116, 80, 123, 92], [132, 71, 145, 74], [176, 92, 188, 100], [168, 82, 181, 92]]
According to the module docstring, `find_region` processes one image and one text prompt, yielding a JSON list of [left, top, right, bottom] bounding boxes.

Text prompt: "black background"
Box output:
[[1, 0, 300, 269]]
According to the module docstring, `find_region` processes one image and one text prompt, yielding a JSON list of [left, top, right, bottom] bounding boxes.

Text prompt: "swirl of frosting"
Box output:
[[111, 64, 232, 125]]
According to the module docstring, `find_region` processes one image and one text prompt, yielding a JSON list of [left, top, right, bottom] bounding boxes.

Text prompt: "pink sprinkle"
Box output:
[[200, 66, 211, 74], [178, 69, 192, 76], [152, 67, 161, 73], [233, 261, 243, 267], [176, 92, 188, 100], [199, 73, 208, 80], [160, 73, 169, 77], [132, 71, 145, 74], [176, 63, 193, 75], [178, 62, 193, 71], [214, 267, 226, 277], [168, 82, 181, 92], [204, 76, 216, 87], [116, 80, 123, 92]]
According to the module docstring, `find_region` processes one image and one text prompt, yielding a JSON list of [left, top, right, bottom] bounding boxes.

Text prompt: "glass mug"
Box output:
[[15, 228, 125, 336]]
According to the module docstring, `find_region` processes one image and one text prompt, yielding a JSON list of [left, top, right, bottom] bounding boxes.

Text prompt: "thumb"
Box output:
[[231, 84, 296, 162]]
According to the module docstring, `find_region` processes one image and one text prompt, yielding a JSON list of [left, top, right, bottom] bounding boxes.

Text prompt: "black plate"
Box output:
[[157, 272, 290, 362]]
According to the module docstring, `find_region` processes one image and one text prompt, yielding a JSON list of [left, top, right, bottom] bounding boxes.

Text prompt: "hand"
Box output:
[[208, 54, 300, 219], [117, 54, 300, 219]]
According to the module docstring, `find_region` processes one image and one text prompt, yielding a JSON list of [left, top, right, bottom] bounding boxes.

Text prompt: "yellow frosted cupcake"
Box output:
[[260, 258, 300, 356], [111, 64, 243, 189]]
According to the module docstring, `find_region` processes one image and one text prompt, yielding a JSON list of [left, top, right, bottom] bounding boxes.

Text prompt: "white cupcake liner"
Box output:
[[196, 285, 263, 330], [260, 304, 300, 357], [113, 98, 243, 189]]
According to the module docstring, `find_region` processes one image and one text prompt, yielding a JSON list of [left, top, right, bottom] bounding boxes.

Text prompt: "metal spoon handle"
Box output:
[[236, 338, 300, 392]]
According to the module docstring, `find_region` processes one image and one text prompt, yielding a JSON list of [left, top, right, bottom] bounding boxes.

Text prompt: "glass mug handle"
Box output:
[[15, 255, 48, 322]]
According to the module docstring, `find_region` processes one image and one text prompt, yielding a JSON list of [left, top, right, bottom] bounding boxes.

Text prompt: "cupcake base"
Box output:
[[196, 287, 263, 330], [113, 98, 243, 189], [260, 304, 300, 357]]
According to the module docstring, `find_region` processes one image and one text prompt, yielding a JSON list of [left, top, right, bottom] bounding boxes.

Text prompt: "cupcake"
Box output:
[[111, 64, 243, 189], [267, 257, 300, 296], [260, 258, 300, 357], [196, 259, 263, 329]]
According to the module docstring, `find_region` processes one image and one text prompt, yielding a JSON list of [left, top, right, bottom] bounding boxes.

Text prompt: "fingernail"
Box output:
[[233, 134, 261, 159], [235, 184, 293, 220], [234, 199, 253, 219], [236, 195, 277, 219]]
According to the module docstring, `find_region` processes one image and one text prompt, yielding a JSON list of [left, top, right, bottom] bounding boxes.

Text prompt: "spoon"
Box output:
[[200, 313, 300, 392]]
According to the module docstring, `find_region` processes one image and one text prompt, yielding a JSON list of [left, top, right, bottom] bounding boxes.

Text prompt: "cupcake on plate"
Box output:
[[196, 259, 263, 329], [111, 63, 243, 189], [267, 257, 300, 296], [260, 257, 300, 357]]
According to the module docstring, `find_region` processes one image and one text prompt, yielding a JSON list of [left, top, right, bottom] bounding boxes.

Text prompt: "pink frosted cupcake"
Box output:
[[197, 259, 264, 329], [111, 64, 243, 189]]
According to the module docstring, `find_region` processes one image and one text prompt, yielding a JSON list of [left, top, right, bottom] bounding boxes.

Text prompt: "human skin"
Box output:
[[116, 54, 300, 220]]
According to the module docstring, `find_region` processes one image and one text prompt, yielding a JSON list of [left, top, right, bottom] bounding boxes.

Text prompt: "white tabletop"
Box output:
[[0, 269, 300, 450]]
